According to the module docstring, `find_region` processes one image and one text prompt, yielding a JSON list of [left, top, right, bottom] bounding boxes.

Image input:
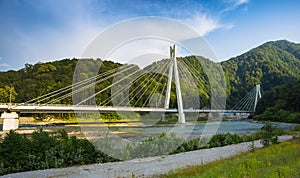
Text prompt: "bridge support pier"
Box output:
[[1, 112, 19, 131], [162, 113, 168, 122]]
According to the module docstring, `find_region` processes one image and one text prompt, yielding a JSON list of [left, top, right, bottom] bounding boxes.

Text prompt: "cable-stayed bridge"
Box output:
[[0, 104, 255, 114], [0, 45, 261, 130]]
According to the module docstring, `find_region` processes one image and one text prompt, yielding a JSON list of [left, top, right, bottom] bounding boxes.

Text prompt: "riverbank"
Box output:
[[0, 119, 296, 142], [1, 135, 294, 178]]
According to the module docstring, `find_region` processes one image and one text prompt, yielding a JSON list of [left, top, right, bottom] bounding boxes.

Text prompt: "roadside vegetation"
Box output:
[[161, 137, 300, 178], [1, 122, 295, 176], [0, 129, 117, 175]]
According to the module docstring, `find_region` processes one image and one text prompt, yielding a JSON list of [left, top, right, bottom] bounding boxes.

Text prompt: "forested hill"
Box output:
[[221, 40, 300, 107], [0, 40, 300, 109], [267, 40, 300, 59], [254, 79, 300, 123], [0, 59, 123, 103]]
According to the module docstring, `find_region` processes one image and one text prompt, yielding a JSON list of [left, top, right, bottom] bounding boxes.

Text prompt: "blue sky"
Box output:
[[0, 0, 300, 71]]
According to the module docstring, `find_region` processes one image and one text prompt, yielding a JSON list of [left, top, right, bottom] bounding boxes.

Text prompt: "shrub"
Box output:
[[292, 125, 300, 131], [0, 129, 115, 176], [241, 135, 255, 142], [259, 122, 282, 147], [208, 133, 242, 148], [173, 138, 207, 154], [0, 131, 31, 174], [130, 132, 183, 158]]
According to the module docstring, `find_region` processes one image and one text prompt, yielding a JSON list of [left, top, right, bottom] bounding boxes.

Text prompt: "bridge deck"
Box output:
[[0, 103, 253, 114]]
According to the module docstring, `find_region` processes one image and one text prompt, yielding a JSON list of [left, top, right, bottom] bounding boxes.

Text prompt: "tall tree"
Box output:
[[0, 85, 17, 103]]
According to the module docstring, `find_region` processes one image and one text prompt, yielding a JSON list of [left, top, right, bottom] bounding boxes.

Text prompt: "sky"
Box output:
[[1, 0, 300, 71]]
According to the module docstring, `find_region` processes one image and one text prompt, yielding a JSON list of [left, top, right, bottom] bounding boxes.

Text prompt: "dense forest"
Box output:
[[221, 40, 300, 107], [254, 80, 300, 123], [0, 56, 215, 109], [0, 40, 300, 122]]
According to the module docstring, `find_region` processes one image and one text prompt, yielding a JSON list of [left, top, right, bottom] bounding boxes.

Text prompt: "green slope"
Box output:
[[221, 40, 300, 107], [254, 79, 300, 123]]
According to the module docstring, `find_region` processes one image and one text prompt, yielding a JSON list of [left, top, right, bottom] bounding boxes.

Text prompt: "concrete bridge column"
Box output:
[[1, 112, 19, 131]]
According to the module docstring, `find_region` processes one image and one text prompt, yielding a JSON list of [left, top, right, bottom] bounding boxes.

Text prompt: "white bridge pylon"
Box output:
[[254, 84, 262, 112], [164, 45, 185, 123]]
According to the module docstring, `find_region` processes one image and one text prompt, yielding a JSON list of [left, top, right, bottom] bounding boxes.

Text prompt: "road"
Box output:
[[1, 135, 294, 178]]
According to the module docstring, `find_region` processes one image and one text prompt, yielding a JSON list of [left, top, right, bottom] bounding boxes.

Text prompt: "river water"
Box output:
[[1, 120, 295, 140], [106, 120, 295, 137]]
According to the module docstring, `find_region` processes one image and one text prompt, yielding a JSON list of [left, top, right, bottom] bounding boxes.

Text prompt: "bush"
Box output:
[[259, 122, 282, 147], [0, 129, 115, 176], [241, 135, 255, 142], [0, 131, 31, 173], [208, 133, 242, 148], [173, 137, 209, 154], [130, 132, 183, 158], [292, 125, 300, 131]]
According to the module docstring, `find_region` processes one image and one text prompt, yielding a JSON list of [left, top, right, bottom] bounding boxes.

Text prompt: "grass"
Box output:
[[161, 137, 300, 178], [286, 124, 300, 135]]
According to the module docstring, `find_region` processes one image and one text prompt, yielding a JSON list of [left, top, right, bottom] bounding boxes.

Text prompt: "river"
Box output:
[[4, 120, 294, 138], [106, 120, 295, 139], [3, 120, 294, 141]]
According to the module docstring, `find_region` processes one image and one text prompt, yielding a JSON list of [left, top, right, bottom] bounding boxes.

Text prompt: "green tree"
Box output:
[[0, 85, 17, 103], [254, 80, 300, 123], [259, 122, 281, 147]]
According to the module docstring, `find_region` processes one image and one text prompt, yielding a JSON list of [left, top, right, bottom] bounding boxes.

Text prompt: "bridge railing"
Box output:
[[14, 103, 73, 107], [8, 103, 166, 109]]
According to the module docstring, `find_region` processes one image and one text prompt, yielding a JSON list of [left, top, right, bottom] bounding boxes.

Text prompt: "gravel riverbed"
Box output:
[[1, 135, 294, 178]]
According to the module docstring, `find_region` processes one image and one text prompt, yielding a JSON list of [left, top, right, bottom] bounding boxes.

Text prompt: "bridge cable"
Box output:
[[114, 60, 171, 107], [45, 65, 137, 105], [24, 65, 126, 104], [74, 66, 144, 106], [132, 61, 170, 107], [140, 61, 171, 108], [100, 60, 170, 107]]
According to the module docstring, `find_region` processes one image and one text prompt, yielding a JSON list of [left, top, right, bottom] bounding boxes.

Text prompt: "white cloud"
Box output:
[[81, 17, 219, 65], [0, 63, 9, 68], [81, 17, 201, 59], [7, 1, 221, 67], [236, 0, 249, 5], [0, 1, 247, 70], [4, 21, 102, 68], [0, 56, 8, 68], [221, 0, 249, 13], [181, 13, 220, 37], [0, 0, 108, 68], [107, 39, 171, 68]]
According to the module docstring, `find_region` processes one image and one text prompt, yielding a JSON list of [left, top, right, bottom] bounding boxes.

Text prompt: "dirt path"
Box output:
[[1, 135, 293, 178]]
